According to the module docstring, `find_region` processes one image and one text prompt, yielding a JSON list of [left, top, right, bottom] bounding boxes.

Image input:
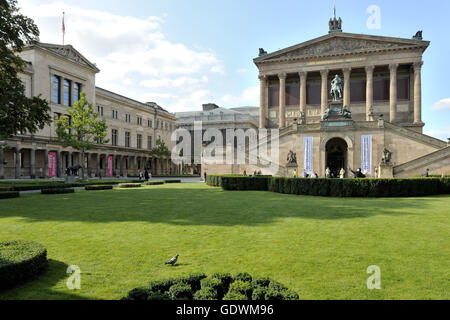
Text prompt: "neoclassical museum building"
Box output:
[[202, 17, 449, 178], [0, 43, 178, 179]]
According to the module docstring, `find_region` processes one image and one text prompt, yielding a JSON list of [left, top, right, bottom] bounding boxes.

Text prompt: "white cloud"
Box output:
[[221, 86, 259, 107], [424, 127, 450, 141], [17, 0, 224, 112], [236, 68, 248, 74], [431, 98, 450, 110]]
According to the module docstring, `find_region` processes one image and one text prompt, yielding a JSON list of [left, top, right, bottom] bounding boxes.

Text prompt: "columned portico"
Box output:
[[278, 73, 287, 128], [343, 68, 351, 107], [320, 69, 329, 117], [365, 65, 375, 121], [413, 61, 423, 124], [259, 75, 266, 129], [299, 72, 307, 118], [389, 63, 399, 122]]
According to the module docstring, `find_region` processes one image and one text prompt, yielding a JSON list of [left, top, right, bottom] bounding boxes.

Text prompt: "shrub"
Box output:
[[126, 273, 299, 301], [221, 177, 270, 191], [148, 278, 177, 293], [228, 280, 253, 300], [0, 191, 20, 199], [85, 185, 113, 191], [233, 272, 252, 283], [211, 273, 233, 294], [194, 287, 218, 300], [118, 183, 142, 188], [41, 188, 74, 195], [144, 181, 164, 186], [252, 286, 267, 300], [164, 180, 181, 184], [0, 240, 48, 290], [0, 186, 13, 192], [147, 292, 171, 300], [127, 287, 151, 300], [179, 273, 207, 292], [223, 291, 248, 300], [168, 283, 193, 300]]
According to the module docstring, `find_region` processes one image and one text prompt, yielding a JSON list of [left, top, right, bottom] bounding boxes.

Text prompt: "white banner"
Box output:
[[361, 135, 372, 174], [303, 136, 314, 174]]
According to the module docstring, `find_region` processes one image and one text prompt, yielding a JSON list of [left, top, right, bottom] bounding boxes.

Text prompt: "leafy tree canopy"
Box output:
[[151, 138, 171, 157], [0, 0, 51, 148]]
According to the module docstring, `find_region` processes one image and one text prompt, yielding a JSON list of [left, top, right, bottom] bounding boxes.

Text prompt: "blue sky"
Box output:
[[18, 0, 450, 140]]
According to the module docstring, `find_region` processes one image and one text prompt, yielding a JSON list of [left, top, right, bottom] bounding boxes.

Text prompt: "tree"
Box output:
[[0, 0, 51, 149], [151, 138, 171, 158], [56, 92, 108, 179]]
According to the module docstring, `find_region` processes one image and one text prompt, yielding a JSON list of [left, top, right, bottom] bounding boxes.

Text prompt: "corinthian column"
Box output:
[[413, 61, 423, 124], [278, 73, 287, 128], [343, 68, 351, 107], [299, 72, 307, 120], [320, 69, 329, 116], [365, 65, 375, 121], [259, 75, 266, 129], [389, 63, 399, 123]]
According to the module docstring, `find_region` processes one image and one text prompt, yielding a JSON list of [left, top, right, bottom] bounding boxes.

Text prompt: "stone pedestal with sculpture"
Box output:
[[378, 148, 394, 178], [285, 150, 298, 177]]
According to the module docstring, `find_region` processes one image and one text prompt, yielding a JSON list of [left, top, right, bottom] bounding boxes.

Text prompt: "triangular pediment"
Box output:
[[36, 43, 100, 73], [255, 33, 429, 64]]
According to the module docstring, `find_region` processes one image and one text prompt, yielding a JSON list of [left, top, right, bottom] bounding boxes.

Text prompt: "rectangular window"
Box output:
[[125, 114, 131, 123], [373, 78, 390, 102], [137, 117, 142, 126], [286, 85, 300, 106], [125, 132, 131, 148], [148, 120, 153, 128], [63, 79, 71, 106], [112, 129, 118, 146], [147, 136, 152, 150], [52, 75, 61, 104], [73, 83, 81, 104], [137, 134, 142, 149], [397, 77, 410, 100], [268, 86, 279, 108], [97, 106, 104, 116], [350, 79, 367, 103], [112, 110, 118, 119]]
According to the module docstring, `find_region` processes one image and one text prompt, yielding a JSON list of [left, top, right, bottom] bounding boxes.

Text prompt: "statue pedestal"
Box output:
[[286, 163, 299, 178], [378, 164, 394, 178], [65, 176, 77, 183]]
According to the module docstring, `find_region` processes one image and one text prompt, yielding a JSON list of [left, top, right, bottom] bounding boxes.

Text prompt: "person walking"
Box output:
[[325, 167, 331, 178], [339, 168, 345, 179], [144, 169, 149, 181], [204, 172, 207, 181], [293, 170, 297, 178]]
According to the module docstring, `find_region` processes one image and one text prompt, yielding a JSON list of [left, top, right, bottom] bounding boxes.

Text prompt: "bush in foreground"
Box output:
[[0, 191, 20, 199], [125, 273, 298, 301], [144, 181, 165, 186], [41, 188, 74, 195], [0, 240, 48, 290], [118, 183, 142, 188], [85, 185, 114, 191], [164, 180, 181, 184]]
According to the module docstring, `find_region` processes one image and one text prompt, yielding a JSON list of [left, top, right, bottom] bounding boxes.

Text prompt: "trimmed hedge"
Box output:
[[125, 273, 298, 301], [0, 191, 20, 199], [118, 183, 142, 188], [208, 176, 450, 197], [0, 186, 13, 192], [0, 240, 48, 290], [85, 185, 114, 191], [164, 180, 181, 184], [41, 188, 74, 195], [144, 181, 165, 186]]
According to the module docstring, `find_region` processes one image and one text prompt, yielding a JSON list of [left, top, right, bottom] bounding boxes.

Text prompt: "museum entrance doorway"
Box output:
[[326, 138, 348, 178]]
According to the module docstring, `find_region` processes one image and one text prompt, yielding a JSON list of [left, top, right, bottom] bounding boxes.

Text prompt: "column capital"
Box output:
[[343, 67, 352, 74], [278, 72, 287, 80], [389, 63, 399, 72], [298, 71, 307, 79], [320, 69, 329, 77], [258, 74, 267, 81], [413, 61, 423, 72], [365, 65, 375, 73]]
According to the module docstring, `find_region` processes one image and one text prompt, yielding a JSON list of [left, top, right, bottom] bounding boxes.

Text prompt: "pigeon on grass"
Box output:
[[165, 254, 179, 266]]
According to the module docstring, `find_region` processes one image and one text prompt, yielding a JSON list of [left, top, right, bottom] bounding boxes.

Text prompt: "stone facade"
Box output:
[[202, 21, 449, 178], [0, 43, 178, 179]]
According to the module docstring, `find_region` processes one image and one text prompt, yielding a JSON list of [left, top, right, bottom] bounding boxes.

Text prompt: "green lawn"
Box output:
[[0, 183, 449, 300]]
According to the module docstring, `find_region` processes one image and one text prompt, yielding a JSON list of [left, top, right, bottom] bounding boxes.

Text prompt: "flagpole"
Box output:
[[62, 11, 65, 45]]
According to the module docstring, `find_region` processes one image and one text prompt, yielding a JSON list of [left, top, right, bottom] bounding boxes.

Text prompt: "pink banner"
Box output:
[[49, 152, 57, 177], [108, 156, 113, 177]]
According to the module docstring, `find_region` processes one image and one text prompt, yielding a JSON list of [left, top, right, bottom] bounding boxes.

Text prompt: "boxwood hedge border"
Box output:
[[206, 175, 450, 197], [0, 240, 48, 290]]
